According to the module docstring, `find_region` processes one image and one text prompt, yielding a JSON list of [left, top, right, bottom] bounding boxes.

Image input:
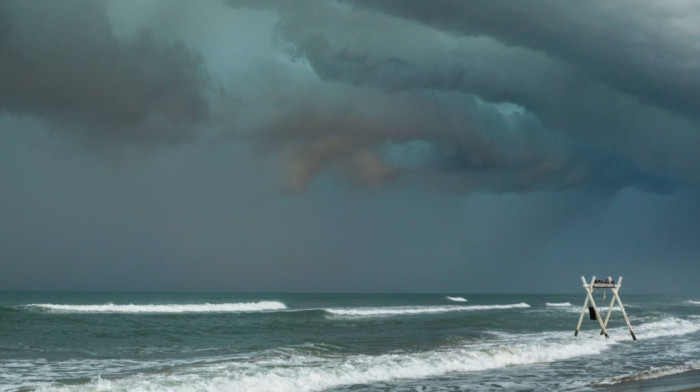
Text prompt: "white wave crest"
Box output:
[[38, 337, 607, 392], [325, 303, 530, 317], [633, 317, 700, 339], [545, 302, 572, 307], [24, 316, 700, 392], [446, 296, 467, 302], [24, 301, 287, 314], [218, 340, 606, 392], [687, 300, 700, 305]]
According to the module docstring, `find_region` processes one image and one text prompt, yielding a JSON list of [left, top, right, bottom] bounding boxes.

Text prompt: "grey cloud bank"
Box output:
[[0, 1, 209, 154], [0, 1, 698, 293]]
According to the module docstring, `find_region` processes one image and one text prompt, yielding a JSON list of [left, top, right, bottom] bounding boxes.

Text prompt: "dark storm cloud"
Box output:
[[226, 0, 697, 193], [251, 82, 663, 193], [350, 0, 700, 119], [0, 0, 209, 151], [2, 0, 697, 194], [1, 1, 699, 294]]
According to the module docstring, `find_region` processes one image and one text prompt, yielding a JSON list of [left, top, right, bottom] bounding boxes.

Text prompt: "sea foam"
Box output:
[[446, 296, 468, 302], [633, 317, 700, 339], [325, 303, 530, 317], [23, 301, 287, 313], [23, 316, 699, 392], [38, 337, 607, 392]]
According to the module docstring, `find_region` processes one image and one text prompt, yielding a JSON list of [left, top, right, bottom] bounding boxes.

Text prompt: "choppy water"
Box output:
[[1, 292, 698, 391]]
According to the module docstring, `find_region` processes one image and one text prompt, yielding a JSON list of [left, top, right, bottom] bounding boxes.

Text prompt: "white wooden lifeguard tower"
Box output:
[[574, 276, 636, 340]]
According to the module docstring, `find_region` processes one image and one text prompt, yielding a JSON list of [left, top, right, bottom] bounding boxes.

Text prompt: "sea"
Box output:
[[1, 292, 698, 391]]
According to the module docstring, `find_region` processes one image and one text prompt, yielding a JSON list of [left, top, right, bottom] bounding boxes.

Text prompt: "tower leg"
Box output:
[[613, 288, 636, 340], [601, 292, 617, 335], [577, 276, 608, 338], [575, 295, 589, 336], [586, 287, 608, 338], [575, 276, 590, 336]]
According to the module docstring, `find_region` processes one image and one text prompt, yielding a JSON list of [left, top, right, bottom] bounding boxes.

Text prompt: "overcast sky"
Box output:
[[1, 0, 699, 294]]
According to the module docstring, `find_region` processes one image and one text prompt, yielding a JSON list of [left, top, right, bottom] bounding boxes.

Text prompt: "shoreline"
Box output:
[[599, 369, 700, 392]]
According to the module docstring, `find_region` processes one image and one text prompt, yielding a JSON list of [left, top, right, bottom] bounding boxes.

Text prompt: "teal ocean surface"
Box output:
[[1, 292, 698, 391]]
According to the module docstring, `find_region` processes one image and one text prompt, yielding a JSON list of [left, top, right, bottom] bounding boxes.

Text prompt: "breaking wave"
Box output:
[[446, 296, 467, 302], [687, 300, 700, 305], [633, 317, 700, 339], [325, 303, 530, 317], [34, 317, 699, 392], [22, 301, 287, 314], [545, 302, 572, 307]]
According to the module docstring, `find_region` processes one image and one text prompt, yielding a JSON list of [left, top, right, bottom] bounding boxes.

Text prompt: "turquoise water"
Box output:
[[1, 292, 698, 391]]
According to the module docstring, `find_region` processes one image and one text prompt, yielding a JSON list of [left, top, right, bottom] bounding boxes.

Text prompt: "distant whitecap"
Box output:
[[446, 296, 467, 302], [326, 303, 530, 317], [24, 301, 287, 313], [546, 302, 572, 307]]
